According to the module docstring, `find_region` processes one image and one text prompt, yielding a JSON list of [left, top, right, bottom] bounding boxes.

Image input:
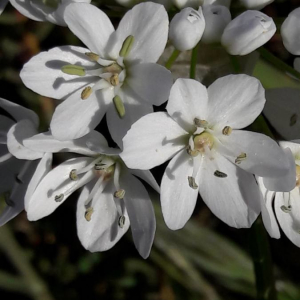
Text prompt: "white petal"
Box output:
[[121, 170, 156, 258], [108, 2, 168, 63], [24, 130, 108, 156], [25, 153, 53, 211], [7, 120, 44, 160], [86, 140, 121, 156], [106, 90, 154, 148], [281, 8, 300, 55], [167, 78, 209, 132], [264, 88, 300, 140], [9, 0, 46, 21], [129, 169, 160, 193], [64, 3, 114, 57], [263, 148, 296, 192], [50, 88, 112, 140], [76, 180, 130, 252], [257, 177, 280, 238], [20, 46, 98, 100], [219, 130, 290, 178], [126, 63, 172, 106], [161, 150, 200, 230], [27, 157, 95, 221], [0, 0, 8, 14], [0, 98, 39, 126], [275, 189, 300, 247], [240, 0, 274, 10], [207, 74, 265, 129], [120, 112, 188, 170], [199, 152, 260, 228]]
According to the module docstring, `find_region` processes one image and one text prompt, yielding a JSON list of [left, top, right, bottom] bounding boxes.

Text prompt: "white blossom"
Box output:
[[173, 0, 203, 9], [239, 0, 274, 10], [221, 10, 276, 55], [121, 76, 290, 230]]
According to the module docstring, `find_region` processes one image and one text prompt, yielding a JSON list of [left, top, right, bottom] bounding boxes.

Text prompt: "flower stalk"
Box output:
[[165, 48, 181, 70]]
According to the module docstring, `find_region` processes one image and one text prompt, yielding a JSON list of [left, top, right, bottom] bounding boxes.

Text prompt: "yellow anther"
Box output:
[[235, 152, 247, 164], [69, 169, 78, 181], [54, 194, 64, 202], [85, 52, 100, 61], [119, 35, 135, 58], [85, 207, 94, 222], [61, 64, 85, 76], [188, 176, 198, 189], [114, 189, 125, 199], [214, 170, 227, 178], [118, 215, 126, 228], [104, 63, 122, 74], [110, 74, 119, 86], [194, 118, 208, 128], [222, 126, 232, 136], [113, 95, 126, 118], [81, 86, 92, 100]]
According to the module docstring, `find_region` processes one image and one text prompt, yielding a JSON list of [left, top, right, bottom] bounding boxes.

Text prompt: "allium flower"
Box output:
[[201, 4, 231, 44], [1, 0, 91, 26], [169, 7, 205, 51], [23, 131, 158, 258], [20, 2, 172, 147], [257, 141, 300, 247], [221, 10, 276, 55], [0, 98, 52, 226], [281, 8, 300, 55], [240, 0, 274, 10], [121, 76, 290, 230]]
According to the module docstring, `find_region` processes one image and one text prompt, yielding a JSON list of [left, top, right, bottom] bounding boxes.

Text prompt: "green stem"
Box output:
[[249, 217, 277, 300], [165, 49, 181, 70], [190, 43, 199, 79], [258, 47, 300, 80]]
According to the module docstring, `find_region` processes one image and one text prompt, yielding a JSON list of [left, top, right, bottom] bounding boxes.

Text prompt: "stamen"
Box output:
[[119, 35, 135, 58], [235, 152, 247, 164], [110, 74, 119, 86], [55, 194, 64, 202], [114, 189, 125, 199], [81, 86, 92, 100], [214, 170, 227, 178], [84, 175, 105, 206], [118, 215, 126, 228], [188, 176, 198, 189], [61, 64, 85, 76], [222, 126, 232, 136], [187, 145, 198, 157], [84, 207, 94, 222], [281, 205, 292, 213], [77, 157, 103, 175], [113, 95, 125, 118], [85, 52, 100, 61], [103, 63, 123, 74], [69, 169, 78, 181], [194, 118, 208, 128]]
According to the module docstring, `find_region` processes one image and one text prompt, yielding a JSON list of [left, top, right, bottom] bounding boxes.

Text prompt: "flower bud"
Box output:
[[281, 8, 300, 55], [240, 0, 274, 10], [201, 5, 231, 44], [173, 0, 203, 9], [221, 10, 276, 55], [169, 7, 205, 51]]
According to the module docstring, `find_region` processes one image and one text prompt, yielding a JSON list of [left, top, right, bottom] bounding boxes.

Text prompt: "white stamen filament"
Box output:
[[0, 152, 12, 163], [76, 157, 103, 175], [84, 175, 105, 206]]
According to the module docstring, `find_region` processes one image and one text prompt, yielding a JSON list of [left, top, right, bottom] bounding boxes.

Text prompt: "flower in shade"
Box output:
[[121, 76, 290, 230], [257, 141, 300, 247], [23, 131, 159, 258], [0, 98, 52, 226], [20, 2, 172, 148], [1, 0, 91, 26]]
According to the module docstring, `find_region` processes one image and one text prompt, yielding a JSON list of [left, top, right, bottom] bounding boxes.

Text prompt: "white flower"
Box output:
[[257, 141, 300, 247], [2, 0, 91, 26], [239, 0, 274, 10], [201, 4, 231, 44], [20, 2, 172, 148], [203, 0, 231, 8], [264, 88, 300, 140], [121, 75, 290, 230], [221, 10, 276, 55], [281, 8, 300, 55], [173, 0, 203, 9], [169, 7, 205, 51], [23, 131, 159, 258], [0, 98, 52, 226]]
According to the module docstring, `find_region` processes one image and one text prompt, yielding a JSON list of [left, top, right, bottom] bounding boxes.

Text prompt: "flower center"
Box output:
[[193, 132, 214, 153]]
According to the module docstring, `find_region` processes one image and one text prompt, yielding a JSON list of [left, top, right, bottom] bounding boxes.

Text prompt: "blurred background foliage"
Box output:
[[1, 0, 300, 299]]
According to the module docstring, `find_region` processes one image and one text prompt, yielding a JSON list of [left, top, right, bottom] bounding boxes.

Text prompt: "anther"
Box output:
[[214, 170, 227, 178], [81, 86, 92, 100], [281, 205, 292, 213], [188, 176, 198, 189], [61, 64, 86, 76], [94, 162, 105, 170], [118, 215, 126, 228], [235, 152, 247, 164], [85, 52, 100, 62], [114, 189, 125, 199], [222, 126, 232, 136], [54, 194, 64, 202], [85, 207, 94, 222], [113, 95, 125, 118], [194, 118, 208, 128], [119, 35, 135, 58], [187, 146, 198, 157], [69, 169, 78, 181], [110, 74, 119, 86]]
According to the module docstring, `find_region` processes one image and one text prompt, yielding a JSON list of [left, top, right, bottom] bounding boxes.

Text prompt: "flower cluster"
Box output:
[[1, 0, 300, 258]]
